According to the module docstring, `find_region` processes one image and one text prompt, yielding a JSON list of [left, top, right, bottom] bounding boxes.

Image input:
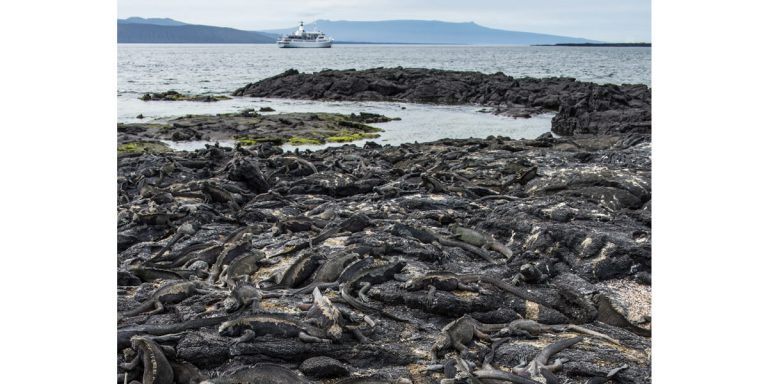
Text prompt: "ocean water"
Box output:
[[117, 44, 650, 148], [141, 98, 555, 150]]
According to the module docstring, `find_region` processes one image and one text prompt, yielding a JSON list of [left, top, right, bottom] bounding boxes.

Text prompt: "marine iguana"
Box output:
[[282, 156, 318, 174], [404, 272, 557, 310], [221, 278, 262, 313], [218, 249, 267, 287], [262, 250, 324, 290], [454, 357, 505, 384], [272, 213, 372, 257], [314, 252, 361, 283], [269, 253, 369, 297], [218, 313, 331, 345], [473, 336, 583, 383], [449, 224, 514, 259], [200, 363, 311, 384], [147, 222, 197, 262], [306, 286, 344, 341], [207, 232, 254, 284], [273, 215, 325, 235], [434, 170, 502, 197], [118, 316, 229, 350], [338, 260, 423, 325], [162, 242, 223, 269], [594, 293, 651, 337], [170, 361, 206, 384], [127, 260, 204, 283], [336, 376, 412, 384], [511, 263, 549, 285], [391, 223, 498, 264], [404, 272, 482, 297], [421, 173, 479, 198], [585, 364, 629, 384], [225, 155, 270, 193], [200, 181, 242, 209], [494, 319, 621, 345], [121, 336, 174, 384], [430, 314, 508, 362], [119, 281, 212, 320], [341, 261, 407, 305]]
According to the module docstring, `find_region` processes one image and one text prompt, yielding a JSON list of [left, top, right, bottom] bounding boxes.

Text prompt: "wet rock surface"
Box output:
[[118, 128, 651, 382], [117, 111, 392, 150], [233, 68, 650, 136], [140, 90, 232, 102]]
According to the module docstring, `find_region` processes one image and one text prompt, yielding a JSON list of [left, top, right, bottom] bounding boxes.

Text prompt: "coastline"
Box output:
[[117, 68, 651, 383], [234, 68, 651, 136]]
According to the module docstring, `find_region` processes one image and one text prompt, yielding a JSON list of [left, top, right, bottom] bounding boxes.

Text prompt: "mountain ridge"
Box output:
[[118, 17, 600, 45], [264, 19, 600, 45], [118, 19, 277, 44], [118, 17, 188, 26]]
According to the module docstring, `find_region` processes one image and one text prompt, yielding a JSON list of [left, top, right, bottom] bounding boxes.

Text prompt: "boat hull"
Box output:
[[277, 40, 332, 48]]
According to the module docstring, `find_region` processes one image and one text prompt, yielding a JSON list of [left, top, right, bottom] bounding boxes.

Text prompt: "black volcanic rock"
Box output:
[[299, 356, 349, 379], [118, 133, 651, 383], [233, 68, 651, 136], [118, 67, 651, 384]]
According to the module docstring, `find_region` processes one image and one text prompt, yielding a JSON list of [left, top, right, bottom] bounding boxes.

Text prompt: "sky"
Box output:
[[117, 0, 651, 42]]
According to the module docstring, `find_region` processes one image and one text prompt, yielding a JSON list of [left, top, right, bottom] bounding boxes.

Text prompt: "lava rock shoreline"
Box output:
[[117, 69, 651, 384], [234, 67, 651, 136]]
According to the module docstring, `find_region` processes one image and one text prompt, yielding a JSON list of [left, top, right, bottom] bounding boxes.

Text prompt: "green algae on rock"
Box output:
[[117, 141, 170, 154], [117, 111, 391, 150], [235, 136, 286, 146], [288, 137, 324, 145]]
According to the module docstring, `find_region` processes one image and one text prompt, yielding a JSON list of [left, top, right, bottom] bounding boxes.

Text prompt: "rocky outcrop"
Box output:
[[117, 111, 392, 148], [140, 90, 231, 102], [233, 68, 651, 136]]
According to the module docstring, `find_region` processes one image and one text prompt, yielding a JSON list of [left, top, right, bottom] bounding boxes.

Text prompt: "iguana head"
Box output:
[[218, 319, 245, 337], [240, 232, 253, 242], [177, 221, 196, 235], [129, 335, 148, 350], [126, 258, 143, 270], [328, 324, 343, 341], [432, 333, 451, 353], [191, 280, 210, 291], [402, 276, 425, 290], [392, 260, 408, 273]]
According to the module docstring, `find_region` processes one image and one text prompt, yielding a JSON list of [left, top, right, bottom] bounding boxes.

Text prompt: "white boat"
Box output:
[[277, 21, 333, 48]]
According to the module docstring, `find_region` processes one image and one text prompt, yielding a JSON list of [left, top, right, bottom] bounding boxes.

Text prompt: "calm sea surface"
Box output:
[[118, 44, 650, 148]]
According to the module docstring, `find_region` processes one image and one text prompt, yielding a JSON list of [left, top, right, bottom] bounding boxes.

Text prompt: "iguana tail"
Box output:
[[460, 274, 557, 309], [339, 283, 415, 325], [536, 336, 583, 364], [118, 300, 156, 321], [566, 324, 622, 345]]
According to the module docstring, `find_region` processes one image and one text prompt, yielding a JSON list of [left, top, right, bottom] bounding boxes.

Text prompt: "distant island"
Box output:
[[534, 43, 650, 47], [118, 18, 277, 44], [118, 17, 600, 45], [263, 20, 599, 45]]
